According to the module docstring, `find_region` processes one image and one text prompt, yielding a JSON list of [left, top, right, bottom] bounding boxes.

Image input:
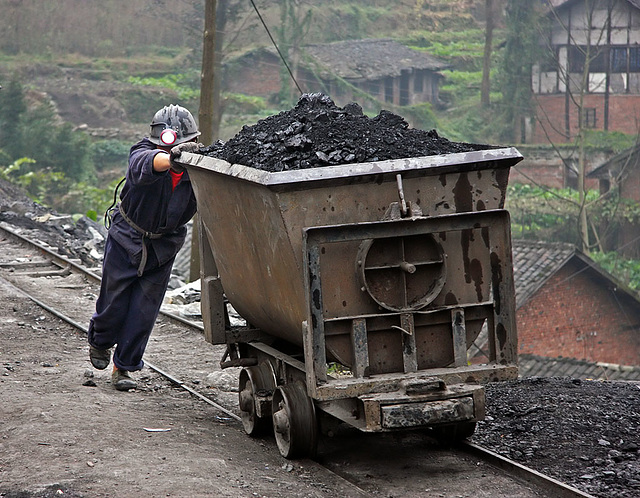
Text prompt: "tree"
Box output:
[[0, 78, 27, 160], [501, 0, 635, 255], [0, 80, 94, 181], [538, 0, 618, 253], [498, 1, 539, 142], [275, 0, 312, 105], [480, 0, 494, 107], [199, 0, 217, 147]]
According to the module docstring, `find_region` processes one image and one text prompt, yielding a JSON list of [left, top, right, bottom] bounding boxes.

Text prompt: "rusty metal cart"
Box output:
[[178, 147, 523, 458]]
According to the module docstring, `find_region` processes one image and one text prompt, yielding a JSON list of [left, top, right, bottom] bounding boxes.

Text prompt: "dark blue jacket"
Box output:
[[109, 138, 197, 268]]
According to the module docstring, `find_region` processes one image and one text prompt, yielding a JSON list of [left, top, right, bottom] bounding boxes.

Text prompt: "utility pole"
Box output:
[[191, 0, 217, 282], [199, 0, 217, 147]]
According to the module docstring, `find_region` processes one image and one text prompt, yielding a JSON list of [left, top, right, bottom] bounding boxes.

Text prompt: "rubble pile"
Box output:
[[0, 178, 106, 268], [201, 93, 494, 171]]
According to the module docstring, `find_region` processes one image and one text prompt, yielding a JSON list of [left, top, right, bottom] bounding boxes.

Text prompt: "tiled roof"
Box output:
[[519, 354, 640, 381], [552, 0, 640, 12], [588, 143, 640, 179], [470, 239, 640, 378], [512, 239, 640, 309], [512, 239, 576, 309], [303, 38, 448, 80]]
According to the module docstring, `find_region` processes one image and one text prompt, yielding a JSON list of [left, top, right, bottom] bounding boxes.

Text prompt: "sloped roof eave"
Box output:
[[515, 248, 576, 309], [302, 39, 448, 80], [588, 144, 640, 179], [514, 242, 640, 310], [552, 0, 640, 14]]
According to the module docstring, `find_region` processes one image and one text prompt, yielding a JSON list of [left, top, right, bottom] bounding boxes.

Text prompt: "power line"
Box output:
[[249, 0, 304, 96]]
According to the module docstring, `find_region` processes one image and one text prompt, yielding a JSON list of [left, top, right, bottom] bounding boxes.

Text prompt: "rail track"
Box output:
[[0, 222, 596, 498]]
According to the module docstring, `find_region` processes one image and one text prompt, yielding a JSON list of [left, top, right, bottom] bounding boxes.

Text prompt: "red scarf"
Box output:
[[169, 170, 183, 191]]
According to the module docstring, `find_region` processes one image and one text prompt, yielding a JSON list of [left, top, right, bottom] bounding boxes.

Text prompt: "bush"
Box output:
[[591, 251, 640, 291], [92, 140, 130, 170], [399, 102, 439, 131]]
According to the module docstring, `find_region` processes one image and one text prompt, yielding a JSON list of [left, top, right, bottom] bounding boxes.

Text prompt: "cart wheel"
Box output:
[[272, 382, 318, 459], [432, 421, 477, 443], [238, 363, 276, 436]]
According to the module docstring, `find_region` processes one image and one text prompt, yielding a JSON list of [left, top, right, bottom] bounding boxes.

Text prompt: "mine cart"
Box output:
[[178, 147, 523, 458]]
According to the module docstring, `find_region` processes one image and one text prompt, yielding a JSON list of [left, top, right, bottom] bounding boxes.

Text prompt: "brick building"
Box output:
[[530, 0, 640, 144], [511, 239, 640, 366], [509, 144, 606, 189], [588, 143, 640, 257], [223, 39, 447, 113]]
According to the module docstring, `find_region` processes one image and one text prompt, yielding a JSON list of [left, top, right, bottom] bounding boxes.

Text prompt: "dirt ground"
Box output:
[[2, 269, 639, 498], [0, 278, 361, 498], [0, 271, 543, 498]]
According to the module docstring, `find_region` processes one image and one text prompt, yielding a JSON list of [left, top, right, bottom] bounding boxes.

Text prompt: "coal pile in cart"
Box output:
[[201, 93, 494, 170]]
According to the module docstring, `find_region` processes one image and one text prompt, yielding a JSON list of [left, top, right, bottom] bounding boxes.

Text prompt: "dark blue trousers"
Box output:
[[88, 235, 174, 371]]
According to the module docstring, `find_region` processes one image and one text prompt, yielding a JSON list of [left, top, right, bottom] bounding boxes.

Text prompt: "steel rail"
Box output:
[[460, 441, 597, 498], [0, 222, 205, 332], [0, 239, 369, 496], [0, 223, 233, 420], [1, 274, 241, 422], [0, 223, 598, 497]]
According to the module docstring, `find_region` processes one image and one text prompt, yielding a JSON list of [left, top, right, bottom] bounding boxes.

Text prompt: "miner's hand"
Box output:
[[169, 142, 203, 173]]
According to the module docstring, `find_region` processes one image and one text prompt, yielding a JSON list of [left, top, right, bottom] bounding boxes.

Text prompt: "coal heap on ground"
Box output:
[[201, 93, 495, 172], [0, 178, 106, 267]]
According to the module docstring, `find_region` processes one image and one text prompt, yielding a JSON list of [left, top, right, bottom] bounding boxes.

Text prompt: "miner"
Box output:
[[87, 104, 202, 391]]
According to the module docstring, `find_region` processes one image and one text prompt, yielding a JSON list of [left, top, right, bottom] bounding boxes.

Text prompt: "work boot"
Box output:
[[112, 367, 137, 391], [89, 345, 111, 370]]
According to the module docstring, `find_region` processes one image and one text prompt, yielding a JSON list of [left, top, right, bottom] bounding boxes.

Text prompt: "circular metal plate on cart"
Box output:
[[358, 234, 446, 312]]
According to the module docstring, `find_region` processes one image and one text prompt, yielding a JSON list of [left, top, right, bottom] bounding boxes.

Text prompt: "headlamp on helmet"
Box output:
[[159, 128, 178, 146]]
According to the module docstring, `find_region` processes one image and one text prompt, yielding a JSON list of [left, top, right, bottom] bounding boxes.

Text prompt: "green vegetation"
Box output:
[[0, 78, 121, 218], [91, 140, 130, 170], [1, 0, 639, 292], [581, 130, 637, 153], [0, 79, 93, 180], [507, 181, 640, 292], [406, 29, 489, 70], [128, 73, 201, 102], [590, 251, 640, 291]]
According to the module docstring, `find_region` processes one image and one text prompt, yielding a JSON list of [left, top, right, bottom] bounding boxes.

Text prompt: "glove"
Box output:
[[170, 142, 203, 172]]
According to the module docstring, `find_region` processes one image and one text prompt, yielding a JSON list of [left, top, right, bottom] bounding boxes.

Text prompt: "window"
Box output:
[[630, 47, 640, 72], [368, 79, 380, 96], [399, 70, 410, 106], [611, 47, 628, 73], [569, 45, 607, 73], [565, 162, 578, 189], [589, 49, 607, 72], [414, 70, 424, 93], [569, 45, 586, 72], [384, 77, 394, 103], [584, 107, 597, 128], [540, 49, 558, 72]]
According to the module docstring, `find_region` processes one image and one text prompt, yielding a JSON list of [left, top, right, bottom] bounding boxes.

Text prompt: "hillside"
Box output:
[[0, 0, 504, 143]]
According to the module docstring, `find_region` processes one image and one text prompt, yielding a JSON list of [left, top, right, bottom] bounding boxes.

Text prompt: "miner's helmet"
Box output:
[[149, 104, 201, 147]]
